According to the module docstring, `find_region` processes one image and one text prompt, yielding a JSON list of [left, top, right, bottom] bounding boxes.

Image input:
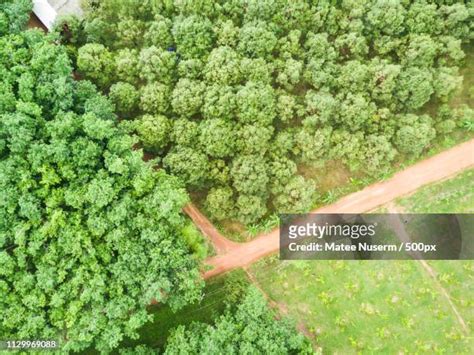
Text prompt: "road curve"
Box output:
[[203, 139, 474, 279]]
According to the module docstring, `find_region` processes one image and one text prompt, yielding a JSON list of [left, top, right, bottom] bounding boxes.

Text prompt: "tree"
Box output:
[[406, 2, 440, 34], [77, 43, 115, 88], [394, 114, 436, 156], [230, 155, 269, 197], [163, 147, 209, 187], [116, 18, 146, 49], [239, 58, 274, 84], [208, 159, 231, 185], [276, 92, 299, 123], [177, 58, 204, 80], [143, 15, 172, 49], [205, 186, 235, 221], [402, 34, 438, 67], [108, 82, 139, 116], [395, 67, 434, 110], [236, 195, 268, 225], [296, 127, 332, 166], [139, 82, 171, 114], [0, 0, 31, 35], [275, 58, 303, 90], [338, 93, 376, 132], [202, 84, 236, 120], [273, 176, 316, 214], [171, 118, 199, 147], [304, 90, 338, 126], [238, 20, 277, 58], [236, 82, 276, 125], [164, 287, 312, 354], [358, 134, 397, 174], [138, 46, 176, 84], [204, 46, 241, 85], [0, 30, 203, 353], [172, 15, 214, 59], [199, 119, 236, 158], [171, 78, 205, 117], [366, 0, 406, 36], [135, 114, 171, 152], [268, 157, 297, 194], [432, 66, 462, 102], [114, 48, 140, 84], [236, 123, 274, 156]]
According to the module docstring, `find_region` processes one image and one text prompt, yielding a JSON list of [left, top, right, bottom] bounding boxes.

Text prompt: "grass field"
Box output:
[[250, 258, 472, 354], [396, 169, 474, 213], [249, 169, 474, 354]]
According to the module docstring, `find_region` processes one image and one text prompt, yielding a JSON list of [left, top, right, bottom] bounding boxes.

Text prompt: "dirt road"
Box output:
[[203, 139, 474, 279], [183, 203, 239, 254]]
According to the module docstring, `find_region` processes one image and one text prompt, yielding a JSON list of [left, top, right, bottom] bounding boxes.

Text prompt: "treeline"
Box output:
[[59, 0, 473, 225]]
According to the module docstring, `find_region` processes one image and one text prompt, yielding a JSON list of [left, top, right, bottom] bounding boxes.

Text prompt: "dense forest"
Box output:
[[0, 2, 205, 352], [59, 0, 473, 225]]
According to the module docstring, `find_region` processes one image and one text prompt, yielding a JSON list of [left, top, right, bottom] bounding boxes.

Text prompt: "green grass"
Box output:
[[250, 259, 473, 354], [396, 169, 474, 213]]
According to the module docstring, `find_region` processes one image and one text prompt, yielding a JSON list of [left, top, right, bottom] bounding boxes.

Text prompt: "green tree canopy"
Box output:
[[164, 287, 313, 354], [0, 28, 203, 353]]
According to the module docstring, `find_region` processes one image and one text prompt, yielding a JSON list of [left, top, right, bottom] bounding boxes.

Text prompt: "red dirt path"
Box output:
[[183, 203, 239, 254], [202, 139, 474, 279]]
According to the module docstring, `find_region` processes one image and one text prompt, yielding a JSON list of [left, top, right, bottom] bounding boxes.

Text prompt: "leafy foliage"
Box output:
[[164, 287, 313, 354], [60, 0, 473, 224], [0, 27, 204, 352]]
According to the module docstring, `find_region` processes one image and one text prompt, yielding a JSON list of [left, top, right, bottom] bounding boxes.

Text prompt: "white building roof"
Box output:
[[32, 0, 57, 30]]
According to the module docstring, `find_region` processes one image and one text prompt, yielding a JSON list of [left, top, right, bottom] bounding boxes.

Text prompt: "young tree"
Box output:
[[163, 147, 209, 187], [171, 78, 205, 117], [172, 15, 214, 59], [77, 43, 115, 88], [135, 114, 171, 152], [236, 82, 276, 125], [199, 118, 236, 158], [205, 186, 235, 221], [230, 155, 269, 197]]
